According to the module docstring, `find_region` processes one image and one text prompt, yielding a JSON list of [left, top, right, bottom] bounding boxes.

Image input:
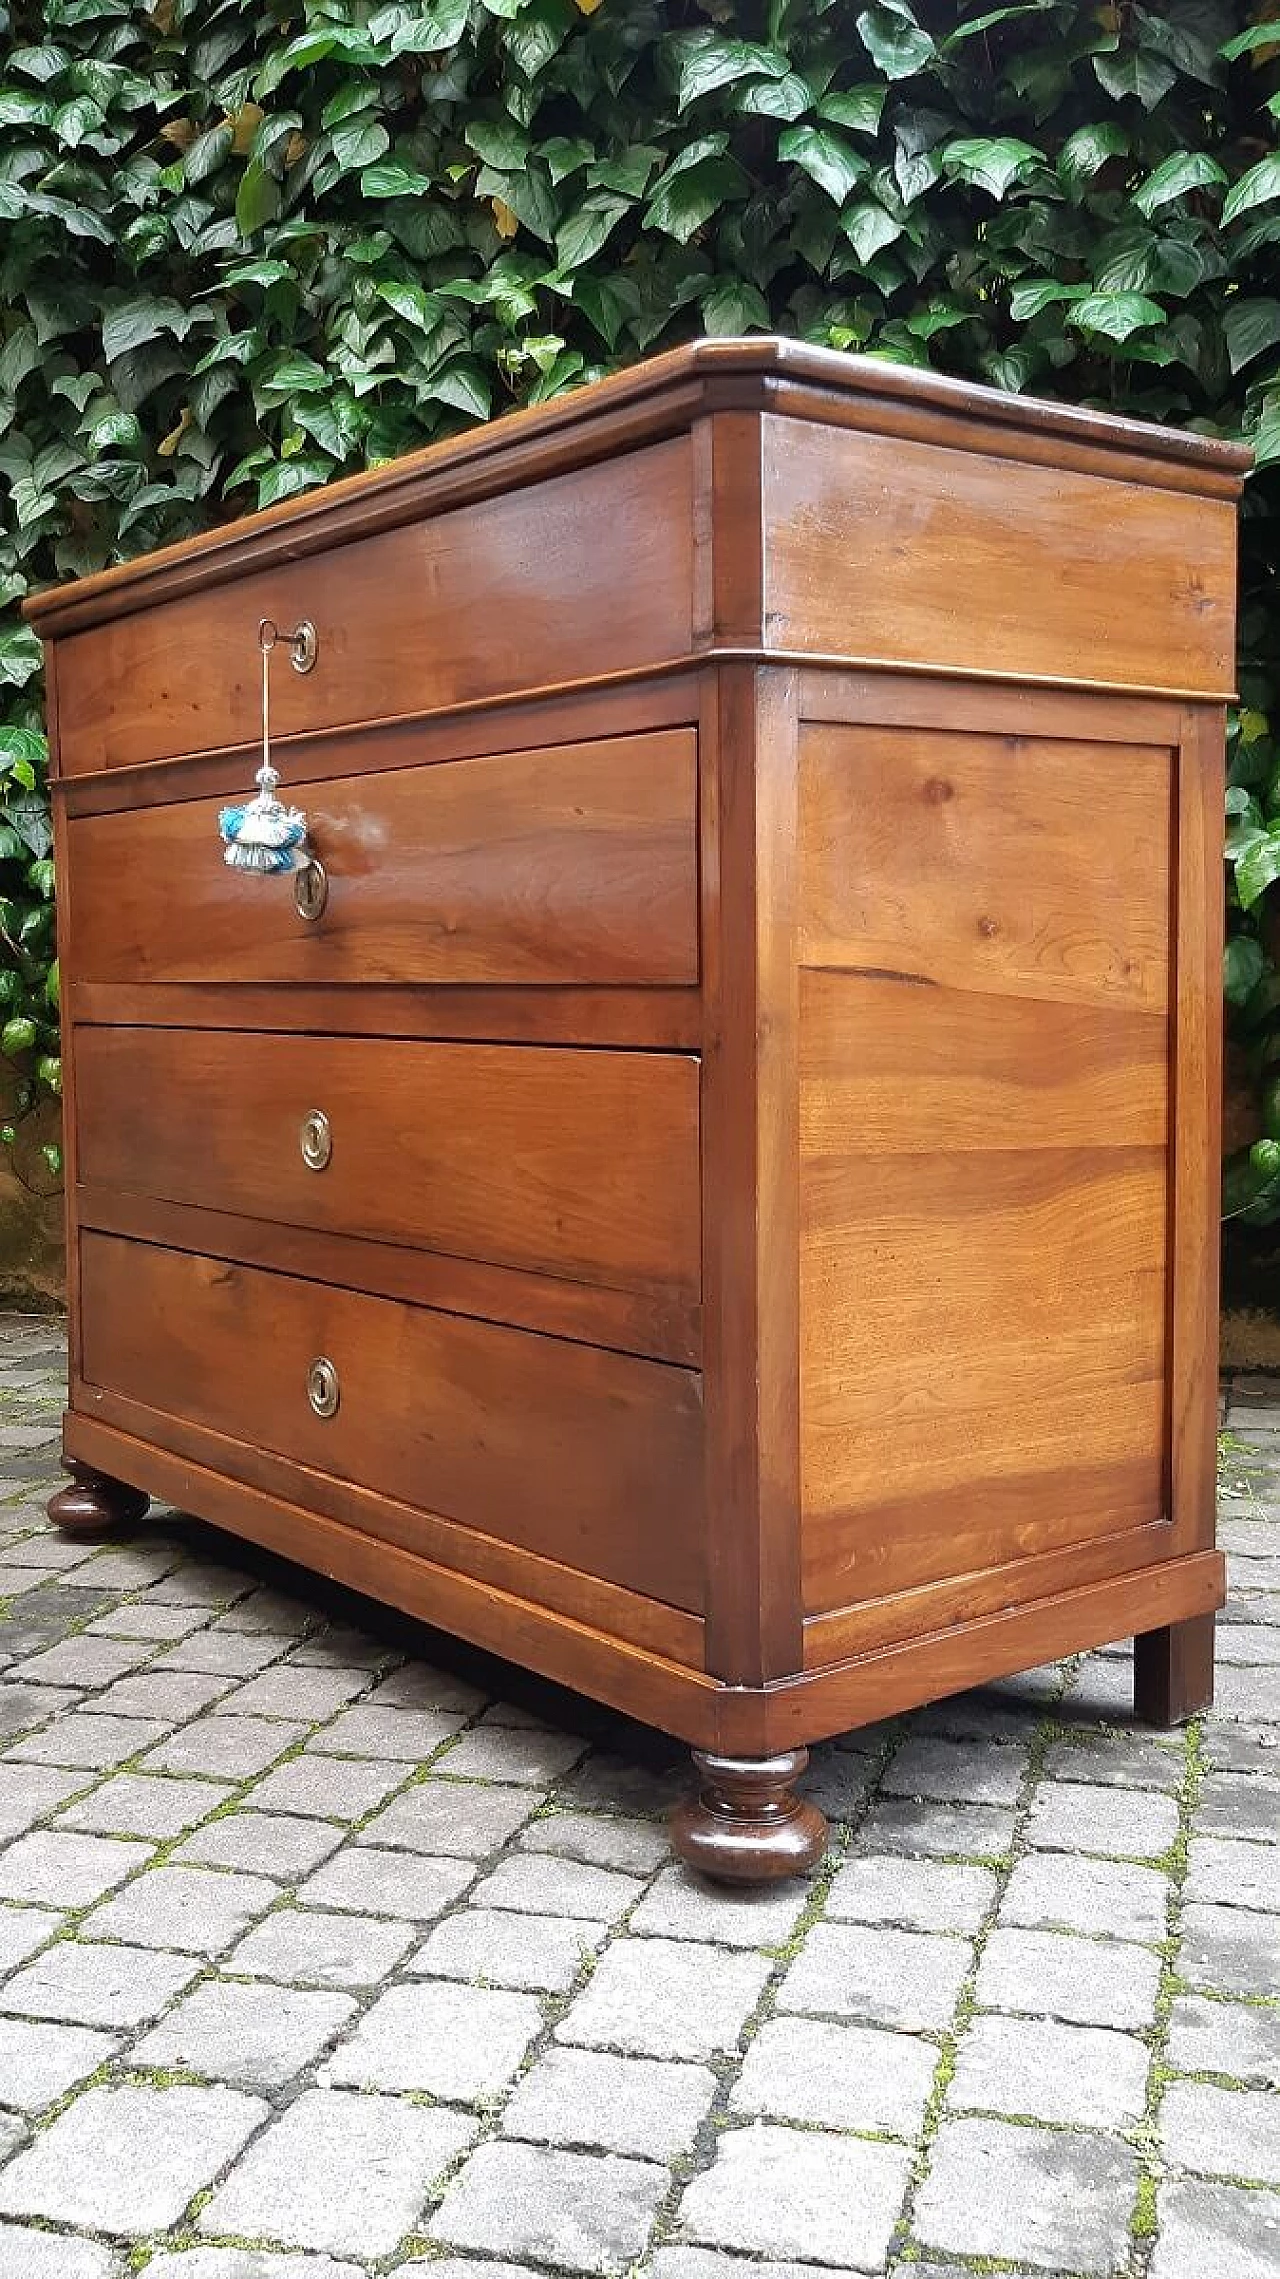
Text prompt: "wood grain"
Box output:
[[80, 1233, 706, 1612], [67, 730, 698, 990]]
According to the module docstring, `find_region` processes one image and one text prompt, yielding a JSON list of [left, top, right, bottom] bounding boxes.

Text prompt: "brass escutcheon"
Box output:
[[307, 1357, 340, 1419], [300, 1109, 332, 1173], [294, 855, 328, 922]]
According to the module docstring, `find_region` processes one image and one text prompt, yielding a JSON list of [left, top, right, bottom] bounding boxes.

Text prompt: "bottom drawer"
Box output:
[[78, 1233, 705, 1613]]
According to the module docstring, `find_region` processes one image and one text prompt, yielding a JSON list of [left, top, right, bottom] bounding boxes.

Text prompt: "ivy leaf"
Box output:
[[1221, 21, 1280, 61], [1068, 291, 1166, 342], [376, 278, 443, 333], [0, 728, 45, 774], [1237, 829, 1280, 910], [359, 161, 434, 199], [234, 158, 281, 237], [331, 116, 390, 171], [0, 1018, 37, 1061], [778, 126, 868, 207], [101, 297, 193, 363], [857, 6, 936, 80], [556, 191, 630, 271], [1225, 299, 1280, 375], [819, 87, 887, 137], [1091, 49, 1177, 109], [644, 140, 746, 244], [1223, 157, 1280, 228], [700, 278, 772, 335], [425, 359, 492, 418], [1225, 936, 1265, 1005], [1058, 121, 1128, 186], [842, 201, 903, 263], [667, 31, 789, 108], [1133, 151, 1228, 218], [1009, 278, 1090, 320], [465, 116, 530, 171], [942, 137, 1044, 199]]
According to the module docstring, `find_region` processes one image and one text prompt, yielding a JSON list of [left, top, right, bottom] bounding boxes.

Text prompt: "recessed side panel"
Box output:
[[797, 721, 1175, 1626]]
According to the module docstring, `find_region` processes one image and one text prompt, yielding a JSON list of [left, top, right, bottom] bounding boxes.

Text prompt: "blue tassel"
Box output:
[[218, 765, 309, 875]]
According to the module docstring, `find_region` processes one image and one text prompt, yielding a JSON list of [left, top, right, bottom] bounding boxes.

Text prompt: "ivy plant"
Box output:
[[1, 0, 1279, 1210]]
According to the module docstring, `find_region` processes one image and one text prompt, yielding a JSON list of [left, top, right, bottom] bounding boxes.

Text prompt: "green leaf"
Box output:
[[1223, 156, 1280, 228], [0, 728, 44, 775], [1225, 935, 1266, 1006], [700, 278, 772, 335], [360, 161, 434, 199], [1133, 151, 1228, 219], [465, 116, 530, 171], [1091, 49, 1177, 109], [376, 278, 443, 334], [1221, 21, 1280, 61], [1225, 300, 1280, 375], [102, 297, 193, 363], [942, 136, 1044, 200], [234, 159, 281, 238], [1067, 291, 1166, 343], [819, 87, 887, 137], [644, 140, 746, 245], [1009, 278, 1090, 320], [1237, 829, 1280, 910], [426, 359, 492, 419], [331, 116, 390, 171], [667, 30, 789, 108], [1058, 122, 1128, 186], [857, 5, 936, 79], [778, 126, 868, 207], [842, 201, 904, 264], [0, 1019, 36, 1061], [556, 192, 630, 271]]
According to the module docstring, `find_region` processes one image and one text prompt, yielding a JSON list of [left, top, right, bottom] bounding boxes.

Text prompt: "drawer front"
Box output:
[[66, 730, 697, 990], [53, 439, 692, 774], [77, 1029, 700, 1301], [79, 1234, 705, 1612]]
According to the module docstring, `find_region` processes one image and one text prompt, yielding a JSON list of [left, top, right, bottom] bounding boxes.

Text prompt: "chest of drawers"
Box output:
[[29, 340, 1247, 1880]]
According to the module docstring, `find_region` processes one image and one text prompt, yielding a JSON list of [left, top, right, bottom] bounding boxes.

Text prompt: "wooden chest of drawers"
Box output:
[[29, 340, 1247, 1880]]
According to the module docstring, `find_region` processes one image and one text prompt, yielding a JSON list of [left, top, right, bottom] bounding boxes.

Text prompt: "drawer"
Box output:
[[76, 1029, 701, 1301], [65, 730, 697, 990], [53, 437, 692, 772], [79, 1234, 705, 1612]]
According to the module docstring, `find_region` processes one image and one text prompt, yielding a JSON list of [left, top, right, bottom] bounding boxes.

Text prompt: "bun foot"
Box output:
[[671, 1748, 828, 1884], [48, 1462, 149, 1538]]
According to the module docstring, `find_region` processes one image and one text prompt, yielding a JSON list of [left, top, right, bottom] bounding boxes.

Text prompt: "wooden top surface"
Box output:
[[26, 335, 1250, 639]]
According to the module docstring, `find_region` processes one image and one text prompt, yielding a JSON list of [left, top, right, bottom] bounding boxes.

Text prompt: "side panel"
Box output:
[[797, 697, 1187, 1635]]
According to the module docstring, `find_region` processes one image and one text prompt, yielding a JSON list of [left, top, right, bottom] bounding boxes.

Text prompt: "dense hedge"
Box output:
[[2, 0, 1280, 1205]]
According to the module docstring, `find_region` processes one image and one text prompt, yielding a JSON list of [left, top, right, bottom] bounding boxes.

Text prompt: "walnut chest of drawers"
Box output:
[[29, 340, 1247, 1880]]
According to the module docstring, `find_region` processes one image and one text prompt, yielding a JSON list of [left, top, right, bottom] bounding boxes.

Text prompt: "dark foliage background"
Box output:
[[1, 0, 1279, 1211]]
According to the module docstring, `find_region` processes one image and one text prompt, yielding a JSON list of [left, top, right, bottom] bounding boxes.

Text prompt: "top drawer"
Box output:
[[65, 729, 697, 991], [52, 439, 692, 774]]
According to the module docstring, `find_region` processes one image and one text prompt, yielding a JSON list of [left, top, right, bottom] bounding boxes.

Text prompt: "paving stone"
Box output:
[[78, 1544, 184, 1589], [1162, 2080, 1280, 2183], [0, 2082, 267, 2234], [84, 1863, 278, 1956], [6, 1711, 170, 1769], [977, 1925, 1162, 2027], [519, 1812, 670, 1876], [1, 1939, 200, 2026], [1026, 1777, 1179, 1860], [1181, 1902, 1280, 1996], [298, 1844, 474, 1920], [306, 1705, 464, 1760], [175, 1812, 345, 1882], [90, 1672, 235, 1721], [0, 1828, 152, 1906], [999, 1849, 1170, 1941], [1061, 1652, 1142, 1722], [1186, 1835, 1276, 1912], [141, 1716, 308, 1780], [656, 2256, 884, 2279], [0, 1535, 96, 1572], [881, 1736, 1027, 1806], [558, 1936, 769, 2060], [0, 2225, 117, 2278], [503, 2046, 715, 2159], [629, 1863, 806, 1947], [225, 1668, 371, 1721], [1197, 1772, 1280, 1846], [200, 2087, 475, 2257], [147, 2256, 366, 2279], [86, 1600, 207, 1641], [135, 1978, 357, 2091], [12, 1636, 152, 1688], [438, 1725, 586, 1786], [468, 1853, 643, 1924], [411, 1907, 604, 1992], [798, 1749, 882, 1822], [1167, 1994, 1280, 2087], [1041, 1731, 1184, 1789], [57, 1772, 231, 1840], [914, 2115, 1140, 2273], [324, 1979, 542, 2100], [147, 1565, 255, 1609], [1151, 2179, 1280, 2279], [1213, 1665, 1280, 1722], [0, 1684, 82, 1743], [364, 1664, 490, 1715], [290, 1623, 395, 1671], [678, 2121, 911, 2270], [430, 2139, 667, 2274], [358, 1778, 535, 1857], [779, 1922, 971, 2031], [243, 1755, 406, 1822], [0, 1761, 91, 1834], [161, 1631, 291, 1677], [227, 1906, 415, 1989], [217, 1588, 316, 1635], [557, 1752, 687, 1820], [854, 1798, 1016, 1861], [0, 1564, 61, 1595], [948, 2011, 1149, 2127], [825, 1853, 996, 1935], [1216, 1623, 1280, 1665], [732, 2013, 936, 2137], [0, 1905, 61, 1972], [0, 2016, 117, 2110]]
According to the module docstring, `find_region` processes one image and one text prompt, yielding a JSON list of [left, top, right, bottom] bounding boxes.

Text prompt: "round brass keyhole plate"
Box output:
[[307, 1357, 340, 1419], [300, 1109, 332, 1172], [289, 619, 319, 674], [294, 856, 328, 922]]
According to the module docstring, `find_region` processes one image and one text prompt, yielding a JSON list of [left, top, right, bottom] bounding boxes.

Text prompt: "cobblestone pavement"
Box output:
[[0, 1315, 1275, 2279]]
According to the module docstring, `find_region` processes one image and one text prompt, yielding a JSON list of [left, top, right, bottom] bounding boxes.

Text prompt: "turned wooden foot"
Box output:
[[671, 1748, 828, 1884], [1134, 1612, 1215, 1726], [48, 1461, 149, 1538]]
